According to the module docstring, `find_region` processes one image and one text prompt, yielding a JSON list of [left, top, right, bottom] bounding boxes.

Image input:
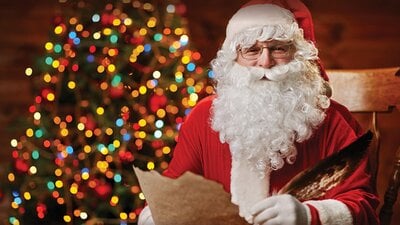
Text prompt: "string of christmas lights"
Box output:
[[7, 0, 213, 224]]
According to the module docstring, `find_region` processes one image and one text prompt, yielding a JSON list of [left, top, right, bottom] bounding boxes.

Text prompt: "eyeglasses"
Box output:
[[239, 42, 293, 61]]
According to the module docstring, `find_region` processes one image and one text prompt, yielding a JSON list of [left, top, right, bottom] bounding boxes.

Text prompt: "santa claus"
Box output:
[[138, 0, 379, 225]]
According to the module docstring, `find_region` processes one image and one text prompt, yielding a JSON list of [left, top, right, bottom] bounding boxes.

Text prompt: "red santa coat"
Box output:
[[163, 95, 380, 225]]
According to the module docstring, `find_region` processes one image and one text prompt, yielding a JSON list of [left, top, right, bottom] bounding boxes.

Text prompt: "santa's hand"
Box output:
[[138, 205, 155, 225], [251, 194, 309, 225]]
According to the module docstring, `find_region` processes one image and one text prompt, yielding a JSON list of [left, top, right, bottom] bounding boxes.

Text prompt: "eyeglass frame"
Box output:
[[238, 41, 295, 61]]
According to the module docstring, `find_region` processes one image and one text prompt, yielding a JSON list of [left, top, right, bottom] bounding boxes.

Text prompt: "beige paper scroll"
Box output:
[[134, 167, 249, 225]]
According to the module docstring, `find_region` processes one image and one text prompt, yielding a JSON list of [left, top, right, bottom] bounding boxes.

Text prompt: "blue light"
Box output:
[[180, 39, 188, 46], [169, 46, 176, 53], [54, 44, 62, 53], [175, 76, 183, 83], [153, 33, 163, 41], [45, 56, 53, 65], [187, 86, 195, 94], [116, 118, 124, 127], [208, 70, 215, 78], [123, 133, 131, 141], [69, 31, 77, 39], [111, 75, 122, 86], [47, 181, 55, 190], [108, 144, 115, 152], [186, 63, 195, 72], [35, 129, 43, 138], [87, 55, 95, 62], [73, 37, 81, 45], [81, 168, 89, 173], [57, 152, 64, 159], [151, 79, 158, 86], [97, 144, 106, 152], [110, 35, 118, 43], [9, 217, 17, 224], [114, 173, 122, 183], [185, 108, 192, 115], [14, 197, 22, 205], [32, 150, 40, 160], [144, 44, 152, 53], [66, 146, 74, 154]]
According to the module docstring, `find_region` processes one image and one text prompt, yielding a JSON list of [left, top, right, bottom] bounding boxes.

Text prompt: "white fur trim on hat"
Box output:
[[223, 4, 296, 49], [304, 199, 353, 225]]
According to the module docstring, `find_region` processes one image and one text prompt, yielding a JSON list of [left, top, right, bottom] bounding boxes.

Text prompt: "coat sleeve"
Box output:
[[305, 101, 380, 225], [162, 96, 213, 178]]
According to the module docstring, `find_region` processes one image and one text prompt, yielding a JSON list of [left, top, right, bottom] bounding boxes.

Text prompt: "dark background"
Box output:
[[0, 0, 399, 222]]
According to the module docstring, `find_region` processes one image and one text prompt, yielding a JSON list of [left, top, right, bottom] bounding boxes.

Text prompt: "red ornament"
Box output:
[[101, 13, 115, 25], [94, 181, 112, 199], [118, 150, 134, 163], [130, 63, 152, 74], [15, 158, 29, 173], [109, 84, 124, 99], [129, 36, 144, 45], [175, 3, 187, 16], [52, 16, 63, 25], [40, 88, 54, 101], [36, 203, 47, 219], [121, 107, 130, 121], [0, 188, 4, 202], [151, 140, 164, 149], [149, 94, 167, 112], [85, 115, 97, 131]]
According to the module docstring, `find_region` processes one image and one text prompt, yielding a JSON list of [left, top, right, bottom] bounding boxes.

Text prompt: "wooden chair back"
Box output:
[[327, 67, 400, 225]]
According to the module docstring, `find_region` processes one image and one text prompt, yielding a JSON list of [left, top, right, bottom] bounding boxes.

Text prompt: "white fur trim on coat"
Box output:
[[138, 205, 155, 225], [304, 199, 353, 225]]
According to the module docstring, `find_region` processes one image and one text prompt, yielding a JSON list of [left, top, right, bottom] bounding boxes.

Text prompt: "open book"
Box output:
[[134, 131, 372, 225]]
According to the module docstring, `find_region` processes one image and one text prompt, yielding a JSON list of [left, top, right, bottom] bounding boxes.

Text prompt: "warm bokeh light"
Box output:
[[7, 0, 212, 224]]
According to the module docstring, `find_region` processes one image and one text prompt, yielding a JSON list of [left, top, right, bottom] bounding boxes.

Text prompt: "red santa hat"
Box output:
[[223, 0, 329, 81]]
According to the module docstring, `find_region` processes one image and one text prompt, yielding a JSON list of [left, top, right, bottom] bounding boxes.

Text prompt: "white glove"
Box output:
[[138, 205, 155, 225], [251, 194, 309, 225]]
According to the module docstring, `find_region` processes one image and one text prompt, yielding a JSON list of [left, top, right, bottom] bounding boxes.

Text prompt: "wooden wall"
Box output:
[[0, 0, 399, 223]]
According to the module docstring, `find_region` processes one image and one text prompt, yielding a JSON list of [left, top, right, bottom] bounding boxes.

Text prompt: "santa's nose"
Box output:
[[257, 49, 276, 68]]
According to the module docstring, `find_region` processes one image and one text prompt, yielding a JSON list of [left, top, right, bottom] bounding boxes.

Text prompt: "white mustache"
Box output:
[[248, 61, 304, 82]]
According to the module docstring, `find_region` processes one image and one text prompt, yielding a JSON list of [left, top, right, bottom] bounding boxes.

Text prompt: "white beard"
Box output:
[[210, 60, 330, 222], [211, 60, 329, 174]]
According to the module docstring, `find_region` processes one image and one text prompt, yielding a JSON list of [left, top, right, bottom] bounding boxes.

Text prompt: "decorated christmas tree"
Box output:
[[7, 0, 213, 224]]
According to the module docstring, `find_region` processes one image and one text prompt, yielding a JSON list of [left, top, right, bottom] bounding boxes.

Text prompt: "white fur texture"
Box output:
[[304, 199, 353, 225], [211, 20, 331, 222], [231, 158, 270, 223], [137, 205, 155, 225], [211, 60, 328, 176], [223, 4, 298, 51]]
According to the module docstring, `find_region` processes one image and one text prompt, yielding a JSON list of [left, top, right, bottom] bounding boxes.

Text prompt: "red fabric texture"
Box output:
[[306, 204, 322, 225], [163, 95, 380, 225], [239, 0, 328, 81]]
